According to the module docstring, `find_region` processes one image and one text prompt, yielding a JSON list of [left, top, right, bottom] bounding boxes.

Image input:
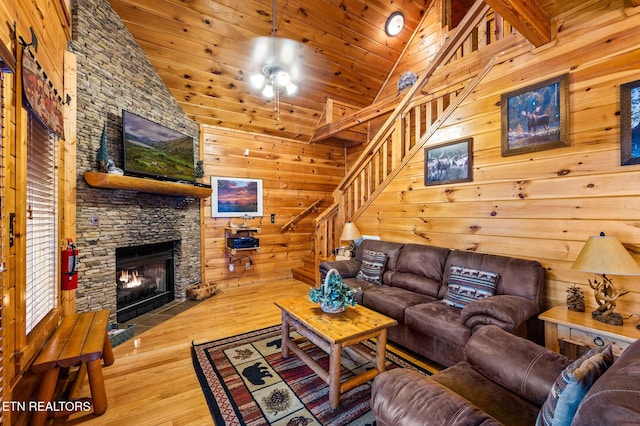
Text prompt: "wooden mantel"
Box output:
[[83, 172, 212, 198]]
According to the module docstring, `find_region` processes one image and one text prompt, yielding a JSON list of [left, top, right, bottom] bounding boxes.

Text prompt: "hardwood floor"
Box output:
[[58, 278, 438, 425], [59, 279, 312, 425]]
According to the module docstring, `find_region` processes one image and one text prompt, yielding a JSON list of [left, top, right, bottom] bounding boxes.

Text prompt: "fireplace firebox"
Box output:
[[116, 241, 176, 322]]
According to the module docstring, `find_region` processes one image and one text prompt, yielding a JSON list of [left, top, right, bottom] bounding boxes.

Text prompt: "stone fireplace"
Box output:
[[116, 241, 177, 322], [69, 0, 202, 318]]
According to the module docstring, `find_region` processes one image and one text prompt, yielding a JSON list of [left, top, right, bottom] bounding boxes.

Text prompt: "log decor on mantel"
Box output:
[[83, 172, 212, 198]]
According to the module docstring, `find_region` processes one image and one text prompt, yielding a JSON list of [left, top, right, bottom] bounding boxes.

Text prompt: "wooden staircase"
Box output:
[[291, 256, 318, 285], [308, 1, 529, 284]]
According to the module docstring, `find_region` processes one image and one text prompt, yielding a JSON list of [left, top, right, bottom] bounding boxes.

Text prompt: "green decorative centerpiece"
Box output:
[[309, 269, 358, 313]]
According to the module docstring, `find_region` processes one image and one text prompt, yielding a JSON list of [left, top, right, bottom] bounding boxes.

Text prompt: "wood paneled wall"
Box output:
[[374, 0, 443, 104], [201, 126, 345, 289], [1, 1, 73, 422], [356, 0, 640, 316]]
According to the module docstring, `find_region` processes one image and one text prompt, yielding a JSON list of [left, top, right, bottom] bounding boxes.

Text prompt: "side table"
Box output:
[[539, 305, 640, 358]]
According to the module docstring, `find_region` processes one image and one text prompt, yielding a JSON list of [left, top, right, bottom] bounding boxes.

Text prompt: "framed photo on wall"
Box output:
[[424, 138, 473, 186], [620, 79, 640, 166], [501, 74, 569, 157], [210, 177, 263, 218]]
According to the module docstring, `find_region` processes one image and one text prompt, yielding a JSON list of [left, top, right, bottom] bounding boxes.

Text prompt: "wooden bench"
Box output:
[[30, 310, 115, 426]]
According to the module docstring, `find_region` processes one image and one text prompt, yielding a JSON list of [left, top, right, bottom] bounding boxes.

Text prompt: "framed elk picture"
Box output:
[[425, 138, 473, 186], [501, 74, 569, 157], [620, 79, 640, 166]]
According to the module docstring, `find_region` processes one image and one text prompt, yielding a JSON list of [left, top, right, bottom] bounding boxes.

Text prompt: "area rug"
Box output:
[[192, 324, 430, 426]]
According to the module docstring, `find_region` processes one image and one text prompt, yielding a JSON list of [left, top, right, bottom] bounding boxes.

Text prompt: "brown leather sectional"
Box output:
[[371, 325, 640, 425], [320, 239, 545, 367]]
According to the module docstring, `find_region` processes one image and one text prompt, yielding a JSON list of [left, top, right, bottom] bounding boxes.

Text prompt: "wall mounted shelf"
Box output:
[[83, 172, 212, 198], [225, 227, 260, 255]]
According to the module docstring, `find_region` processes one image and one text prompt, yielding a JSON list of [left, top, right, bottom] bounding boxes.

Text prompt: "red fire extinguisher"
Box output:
[[61, 238, 79, 290]]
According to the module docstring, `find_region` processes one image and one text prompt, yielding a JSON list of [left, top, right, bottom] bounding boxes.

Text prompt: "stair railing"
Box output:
[[312, 2, 521, 282]]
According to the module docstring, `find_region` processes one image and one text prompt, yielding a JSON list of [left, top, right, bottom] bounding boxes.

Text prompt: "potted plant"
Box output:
[[308, 269, 358, 313]]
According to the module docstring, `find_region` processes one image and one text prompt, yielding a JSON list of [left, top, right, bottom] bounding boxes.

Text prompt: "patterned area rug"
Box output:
[[191, 324, 430, 425]]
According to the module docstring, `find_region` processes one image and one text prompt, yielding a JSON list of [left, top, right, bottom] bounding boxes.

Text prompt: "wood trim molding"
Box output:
[[484, 0, 551, 47], [0, 41, 16, 73]]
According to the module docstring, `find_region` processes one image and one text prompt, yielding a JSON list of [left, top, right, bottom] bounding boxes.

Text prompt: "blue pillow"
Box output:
[[536, 345, 613, 426]]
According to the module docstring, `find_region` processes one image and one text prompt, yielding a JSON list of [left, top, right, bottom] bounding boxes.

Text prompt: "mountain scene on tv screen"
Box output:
[[124, 116, 194, 181]]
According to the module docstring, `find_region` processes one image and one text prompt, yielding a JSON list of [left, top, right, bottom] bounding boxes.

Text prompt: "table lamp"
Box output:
[[571, 232, 640, 325], [340, 222, 362, 258]]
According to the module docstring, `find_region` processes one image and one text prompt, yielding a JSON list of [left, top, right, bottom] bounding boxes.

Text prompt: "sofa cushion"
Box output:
[[440, 250, 544, 309], [432, 362, 541, 426], [537, 345, 614, 426], [363, 286, 435, 321], [405, 302, 470, 347], [391, 244, 450, 297], [371, 368, 503, 426], [355, 249, 387, 284], [442, 265, 499, 309], [465, 325, 572, 406], [355, 240, 403, 270]]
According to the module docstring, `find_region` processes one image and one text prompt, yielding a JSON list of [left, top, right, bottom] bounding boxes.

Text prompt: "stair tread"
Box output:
[[292, 266, 317, 285]]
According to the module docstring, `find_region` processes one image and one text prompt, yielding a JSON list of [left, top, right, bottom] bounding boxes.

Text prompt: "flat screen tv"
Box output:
[[122, 110, 195, 182]]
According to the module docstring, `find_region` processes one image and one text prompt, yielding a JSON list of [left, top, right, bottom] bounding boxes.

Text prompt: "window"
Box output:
[[25, 112, 58, 334], [0, 73, 5, 272], [0, 70, 7, 426]]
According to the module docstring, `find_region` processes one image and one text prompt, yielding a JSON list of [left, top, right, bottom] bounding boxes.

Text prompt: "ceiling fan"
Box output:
[[249, 0, 305, 120]]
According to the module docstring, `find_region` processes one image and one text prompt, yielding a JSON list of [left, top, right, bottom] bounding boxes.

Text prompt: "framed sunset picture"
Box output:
[[210, 177, 263, 217]]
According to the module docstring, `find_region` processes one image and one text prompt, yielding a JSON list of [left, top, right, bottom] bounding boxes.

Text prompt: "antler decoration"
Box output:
[[589, 274, 628, 318]]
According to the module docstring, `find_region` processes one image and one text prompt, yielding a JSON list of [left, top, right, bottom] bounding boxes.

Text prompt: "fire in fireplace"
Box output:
[[115, 241, 176, 322]]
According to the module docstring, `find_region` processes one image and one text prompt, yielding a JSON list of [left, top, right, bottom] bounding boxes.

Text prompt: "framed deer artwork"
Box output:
[[424, 138, 473, 186], [501, 74, 569, 157], [620, 79, 640, 166]]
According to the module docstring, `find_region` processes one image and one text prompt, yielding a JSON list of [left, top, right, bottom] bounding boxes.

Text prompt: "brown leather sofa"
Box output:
[[320, 239, 544, 367], [370, 325, 640, 425]]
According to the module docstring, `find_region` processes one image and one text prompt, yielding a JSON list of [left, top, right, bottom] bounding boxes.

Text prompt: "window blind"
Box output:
[[0, 71, 6, 426], [0, 73, 5, 273], [25, 112, 58, 334]]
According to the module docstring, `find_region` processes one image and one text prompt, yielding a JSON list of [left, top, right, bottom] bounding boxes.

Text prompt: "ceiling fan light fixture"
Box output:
[[385, 11, 405, 36], [262, 83, 275, 98], [285, 82, 297, 95], [250, 73, 265, 89], [275, 70, 290, 86]]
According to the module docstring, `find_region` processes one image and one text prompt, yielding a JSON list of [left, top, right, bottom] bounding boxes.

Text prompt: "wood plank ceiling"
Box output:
[[109, 0, 431, 141], [109, 0, 579, 142]]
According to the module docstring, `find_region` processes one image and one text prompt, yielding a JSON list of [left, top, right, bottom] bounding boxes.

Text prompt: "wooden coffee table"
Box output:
[[274, 297, 397, 407]]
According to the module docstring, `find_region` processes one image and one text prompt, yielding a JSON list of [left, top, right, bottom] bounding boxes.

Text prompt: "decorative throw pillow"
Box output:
[[536, 345, 614, 426], [355, 250, 388, 285], [442, 265, 499, 309]]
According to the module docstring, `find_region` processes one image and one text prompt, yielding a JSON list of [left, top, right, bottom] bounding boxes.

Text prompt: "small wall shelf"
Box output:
[[83, 172, 212, 198], [225, 227, 260, 254]]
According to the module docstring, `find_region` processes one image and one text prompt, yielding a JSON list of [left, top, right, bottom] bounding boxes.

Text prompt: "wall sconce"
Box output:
[[571, 232, 640, 325]]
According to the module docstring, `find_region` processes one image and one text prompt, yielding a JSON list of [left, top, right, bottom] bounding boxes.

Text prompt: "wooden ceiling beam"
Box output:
[[484, 0, 551, 47], [310, 96, 399, 142]]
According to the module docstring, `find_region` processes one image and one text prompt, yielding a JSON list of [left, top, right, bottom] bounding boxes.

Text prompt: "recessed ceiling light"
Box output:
[[385, 11, 404, 37]]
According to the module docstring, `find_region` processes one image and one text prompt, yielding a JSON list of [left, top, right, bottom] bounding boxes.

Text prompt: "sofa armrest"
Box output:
[[319, 259, 361, 278], [464, 325, 572, 406], [371, 368, 501, 426], [461, 295, 538, 332]]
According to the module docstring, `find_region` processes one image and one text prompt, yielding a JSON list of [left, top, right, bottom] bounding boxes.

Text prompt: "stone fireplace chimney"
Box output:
[[69, 0, 202, 317]]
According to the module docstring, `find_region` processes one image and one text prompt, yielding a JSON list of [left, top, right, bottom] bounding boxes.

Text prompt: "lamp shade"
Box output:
[[571, 234, 640, 275], [340, 222, 362, 241]]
